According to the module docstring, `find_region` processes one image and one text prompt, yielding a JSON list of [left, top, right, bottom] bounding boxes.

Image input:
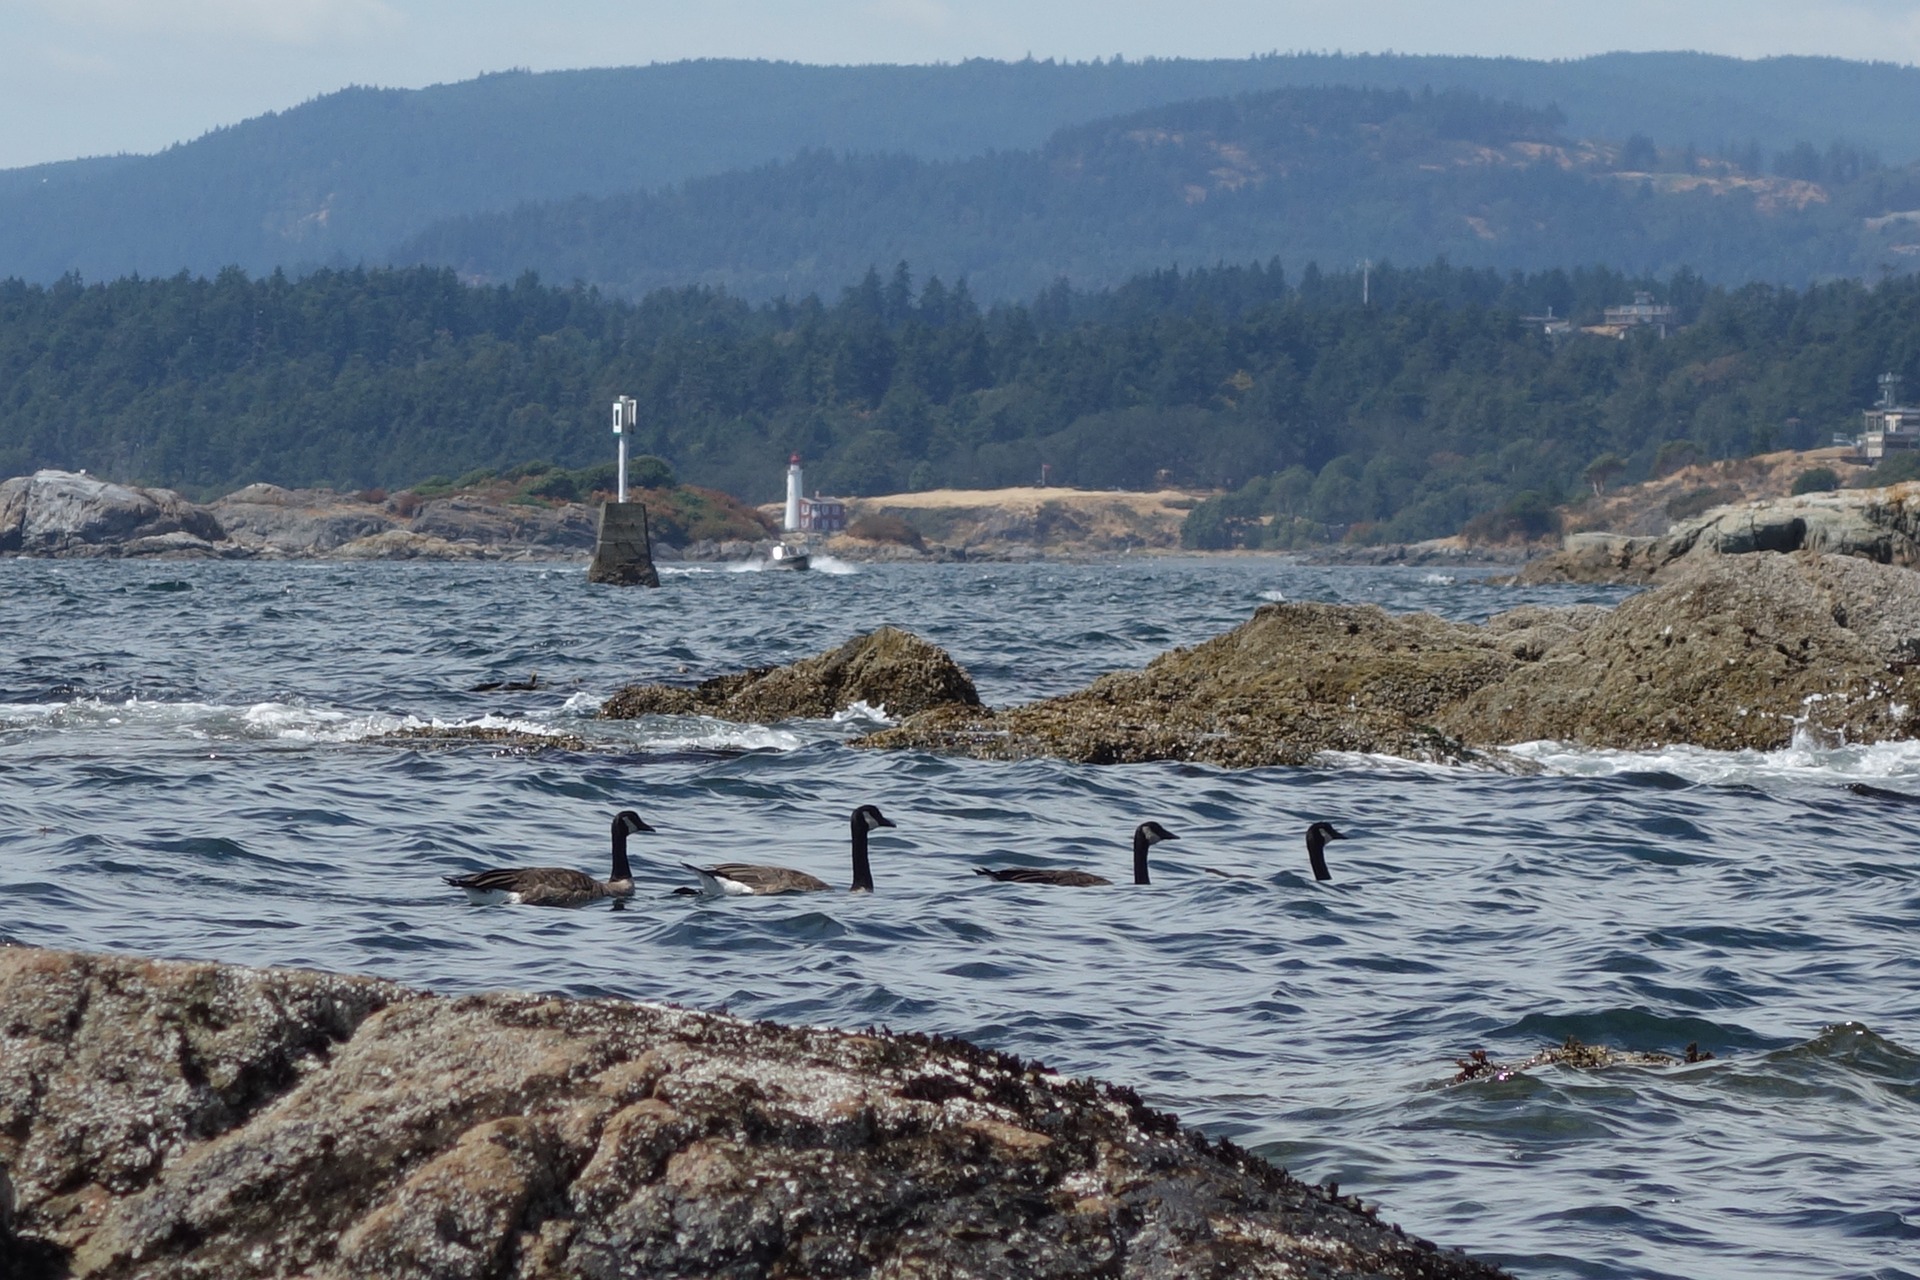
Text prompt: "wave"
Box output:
[[1508, 733, 1920, 788], [832, 700, 896, 726], [0, 697, 807, 753]]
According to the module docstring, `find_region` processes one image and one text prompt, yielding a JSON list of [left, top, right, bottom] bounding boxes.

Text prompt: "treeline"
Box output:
[[3, 260, 1919, 544]]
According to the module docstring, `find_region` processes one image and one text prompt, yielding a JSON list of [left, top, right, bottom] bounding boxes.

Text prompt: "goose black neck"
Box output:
[[1307, 836, 1331, 883], [1133, 829, 1152, 886], [610, 821, 634, 883], [850, 816, 875, 893]]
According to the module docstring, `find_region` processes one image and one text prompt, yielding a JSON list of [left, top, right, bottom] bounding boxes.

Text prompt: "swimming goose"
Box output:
[[975, 821, 1177, 887], [1305, 821, 1346, 882], [444, 810, 653, 906], [1201, 821, 1348, 882], [681, 804, 896, 896]]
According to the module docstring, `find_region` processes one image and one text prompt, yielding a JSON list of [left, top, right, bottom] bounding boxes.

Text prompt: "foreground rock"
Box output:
[[1513, 484, 1920, 584], [602, 626, 982, 722], [0, 471, 230, 557], [860, 551, 1920, 763], [0, 947, 1508, 1280]]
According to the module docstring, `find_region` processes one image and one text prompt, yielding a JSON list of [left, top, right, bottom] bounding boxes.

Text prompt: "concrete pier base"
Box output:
[[587, 501, 660, 587]]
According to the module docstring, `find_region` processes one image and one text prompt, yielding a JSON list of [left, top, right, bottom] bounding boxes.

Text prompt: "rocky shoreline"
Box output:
[[0, 946, 1510, 1279], [0, 471, 600, 562], [602, 549, 1920, 763], [1513, 483, 1920, 585]]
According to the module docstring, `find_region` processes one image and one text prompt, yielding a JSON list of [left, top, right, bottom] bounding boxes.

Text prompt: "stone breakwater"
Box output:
[[0, 947, 1508, 1280], [604, 551, 1920, 763]]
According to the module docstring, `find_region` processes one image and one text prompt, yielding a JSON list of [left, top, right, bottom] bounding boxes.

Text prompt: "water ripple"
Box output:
[[1, 557, 1915, 1279]]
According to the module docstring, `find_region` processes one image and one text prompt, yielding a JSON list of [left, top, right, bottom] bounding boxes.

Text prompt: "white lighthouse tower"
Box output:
[[783, 453, 803, 532]]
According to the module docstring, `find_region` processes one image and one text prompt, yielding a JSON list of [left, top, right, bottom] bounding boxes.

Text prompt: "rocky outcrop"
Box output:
[[1451, 1037, 1714, 1085], [5, 475, 609, 561], [0, 470, 229, 557], [332, 529, 495, 560], [1513, 485, 1920, 584], [862, 551, 1920, 763], [602, 627, 982, 722], [210, 484, 398, 553], [861, 603, 1547, 767], [412, 497, 597, 550], [767, 488, 1193, 558], [0, 947, 1508, 1280], [1437, 551, 1920, 750]]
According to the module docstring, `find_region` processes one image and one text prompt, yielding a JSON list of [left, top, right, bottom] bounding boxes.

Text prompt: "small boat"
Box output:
[[768, 541, 811, 571]]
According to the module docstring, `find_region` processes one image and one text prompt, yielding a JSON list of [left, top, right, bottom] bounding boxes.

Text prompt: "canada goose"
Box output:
[[1305, 821, 1346, 882], [975, 821, 1177, 887], [444, 810, 653, 906], [681, 804, 896, 896], [1202, 821, 1348, 882]]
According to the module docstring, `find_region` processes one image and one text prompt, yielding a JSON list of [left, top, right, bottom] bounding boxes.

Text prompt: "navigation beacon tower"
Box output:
[[784, 454, 803, 532]]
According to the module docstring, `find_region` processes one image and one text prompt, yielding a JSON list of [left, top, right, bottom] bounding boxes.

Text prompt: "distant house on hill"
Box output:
[[1859, 373, 1920, 463], [797, 494, 847, 533], [1583, 292, 1678, 339]]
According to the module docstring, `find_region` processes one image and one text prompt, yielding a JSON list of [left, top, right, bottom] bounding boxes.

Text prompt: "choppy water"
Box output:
[[3, 556, 1917, 1279]]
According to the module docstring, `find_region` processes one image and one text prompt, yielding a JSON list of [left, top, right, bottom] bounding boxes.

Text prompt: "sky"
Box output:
[[5, 0, 1920, 170]]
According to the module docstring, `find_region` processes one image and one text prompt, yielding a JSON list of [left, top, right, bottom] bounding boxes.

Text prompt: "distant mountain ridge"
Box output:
[[7, 52, 1920, 286], [398, 86, 1918, 300]]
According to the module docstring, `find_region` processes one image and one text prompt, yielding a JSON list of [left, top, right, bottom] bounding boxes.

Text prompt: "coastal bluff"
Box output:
[[0, 946, 1508, 1280]]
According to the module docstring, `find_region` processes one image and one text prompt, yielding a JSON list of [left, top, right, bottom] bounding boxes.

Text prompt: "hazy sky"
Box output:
[[5, 0, 1920, 170]]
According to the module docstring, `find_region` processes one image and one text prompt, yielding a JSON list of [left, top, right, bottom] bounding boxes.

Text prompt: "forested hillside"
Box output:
[[4, 261, 1918, 545], [400, 86, 1918, 301], [5, 52, 1920, 287]]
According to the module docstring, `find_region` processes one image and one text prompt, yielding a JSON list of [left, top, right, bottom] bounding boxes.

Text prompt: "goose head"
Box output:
[[854, 804, 896, 832], [614, 810, 655, 837], [1135, 821, 1178, 846]]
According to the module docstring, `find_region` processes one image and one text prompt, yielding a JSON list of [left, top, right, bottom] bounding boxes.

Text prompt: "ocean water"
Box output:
[[2, 555, 1916, 1280]]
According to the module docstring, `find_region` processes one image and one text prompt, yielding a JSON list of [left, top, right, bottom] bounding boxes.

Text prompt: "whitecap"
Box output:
[[630, 723, 805, 752], [832, 700, 895, 726], [1506, 735, 1920, 789]]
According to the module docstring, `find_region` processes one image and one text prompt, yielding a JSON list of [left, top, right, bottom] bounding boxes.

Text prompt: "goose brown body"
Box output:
[[973, 867, 1113, 887], [445, 810, 653, 907], [683, 805, 895, 896], [974, 821, 1177, 888]]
